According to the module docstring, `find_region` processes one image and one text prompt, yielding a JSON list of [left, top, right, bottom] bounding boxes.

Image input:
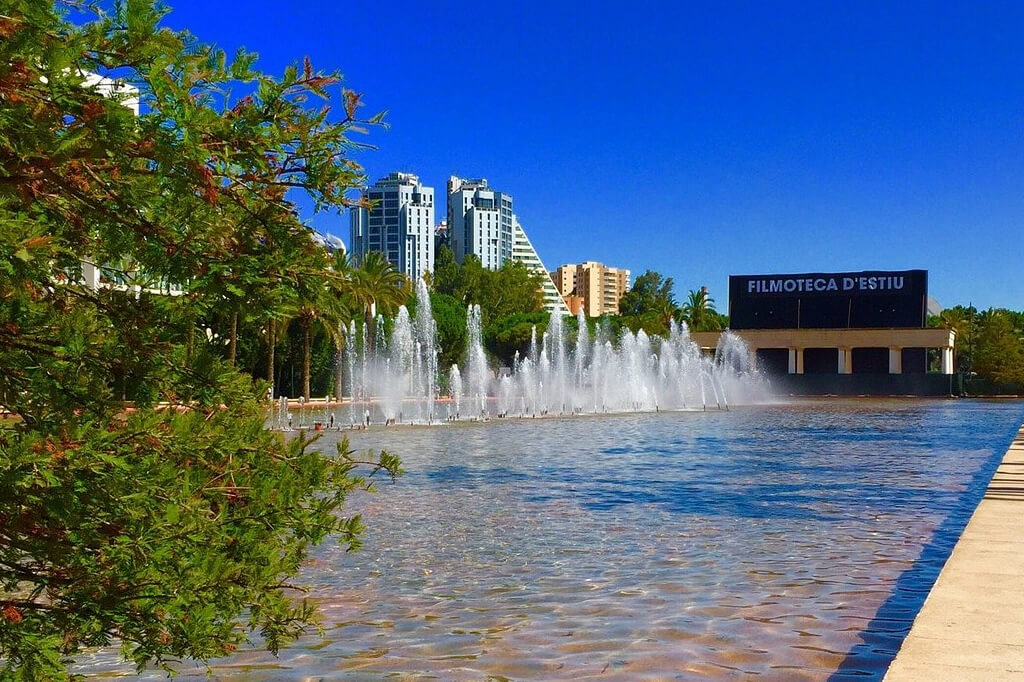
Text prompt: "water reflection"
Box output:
[[77, 400, 1024, 680]]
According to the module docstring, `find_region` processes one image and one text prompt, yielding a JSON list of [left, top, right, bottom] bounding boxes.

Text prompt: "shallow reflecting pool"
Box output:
[[78, 399, 1024, 680]]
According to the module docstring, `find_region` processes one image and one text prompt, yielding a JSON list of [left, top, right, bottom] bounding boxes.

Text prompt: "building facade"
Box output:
[[690, 269, 959, 396], [446, 176, 513, 269], [445, 176, 562, 313], [349, 172, 434, 281], [551, 261, 631, 317], [512, 217, 563, 313]]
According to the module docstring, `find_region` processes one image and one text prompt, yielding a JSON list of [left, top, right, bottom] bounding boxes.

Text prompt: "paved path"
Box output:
[[884, 423, 1024, 681]]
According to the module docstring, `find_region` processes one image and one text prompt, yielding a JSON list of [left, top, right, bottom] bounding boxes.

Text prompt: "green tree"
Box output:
[[618, 270, 678, 337], [484, 312, 549, 365], [0, 2, 398, 677], [973, 309, 1024, 387], [290, 256, 348, 400], [450, 254, 488, 309], [489, 260, 545, 321], [350, 251, 407, 351], [679, 287, 724, 331], [431, 245, 459, 297], [433, 252, 543, 326], [930, 304, 977, 372], [430, 292, 468, 370], [618, 270, 678, 318]]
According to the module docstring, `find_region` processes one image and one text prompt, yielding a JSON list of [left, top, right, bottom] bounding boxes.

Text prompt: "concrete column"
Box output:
[[889, 347, 903, 374], [838, 348, 853, 374], [795, 348, 805, 375], [788, 348, 797, 374], [941, 347, 954, 375]]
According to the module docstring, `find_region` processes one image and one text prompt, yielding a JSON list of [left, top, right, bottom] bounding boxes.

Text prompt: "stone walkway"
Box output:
[[884, 422, 1024, 680]]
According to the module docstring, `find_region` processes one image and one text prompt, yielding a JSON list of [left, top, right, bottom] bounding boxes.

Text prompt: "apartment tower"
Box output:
[[446, 176, 562, 312], [349, 172, 434, 281], [552, 262, 631, 317], [446, 176, 513, 269]]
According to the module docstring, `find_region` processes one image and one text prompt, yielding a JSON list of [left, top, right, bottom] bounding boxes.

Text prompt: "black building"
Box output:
[[729, 270, 928, 330], [690, 269, 958, 396]]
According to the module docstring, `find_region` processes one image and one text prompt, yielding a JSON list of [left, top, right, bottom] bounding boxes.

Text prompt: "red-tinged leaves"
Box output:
[[343, 89, 361, 120], [0, 15, 22, 39], [0, 3, 394, 676], [81, 99, 105, 122], [198, 164, 219, 205], [2, 605, 23, 624], [305, 75, 337, 90], [229, 95, 253, 116]]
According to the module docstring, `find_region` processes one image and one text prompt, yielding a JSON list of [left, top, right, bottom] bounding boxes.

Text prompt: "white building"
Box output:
[[512, 217, 563, 314], [77, 73, 153, 292], [80, 71, 139, 116], [445, 175, 563, 313], [446, 176, 513, 269], [349, 172, 434, 281]]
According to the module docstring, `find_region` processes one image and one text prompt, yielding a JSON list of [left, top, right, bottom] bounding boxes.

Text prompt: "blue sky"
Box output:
[[153, 1, 1023, 310]]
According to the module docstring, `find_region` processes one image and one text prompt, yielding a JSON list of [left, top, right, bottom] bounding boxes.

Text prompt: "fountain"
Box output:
[[294, 280, 769, 428]]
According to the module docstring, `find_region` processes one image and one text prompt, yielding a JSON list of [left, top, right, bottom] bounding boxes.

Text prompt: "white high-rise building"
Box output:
[[350, 172, 434, 281], [446, 175, 563, 313], [512, 217, 563, 314], [446, 176, 513, 269]]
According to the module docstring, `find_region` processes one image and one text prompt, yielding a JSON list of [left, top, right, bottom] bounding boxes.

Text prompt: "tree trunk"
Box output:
[[265, 322, 276, 398], [302, 322, 312, 400], [334, 327, 345, 400], [364, 307, 375, 356], [228, 311, 238, 366]]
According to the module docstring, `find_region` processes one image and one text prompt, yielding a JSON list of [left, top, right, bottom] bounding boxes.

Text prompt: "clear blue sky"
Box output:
[[154, 0, 1024, 310]]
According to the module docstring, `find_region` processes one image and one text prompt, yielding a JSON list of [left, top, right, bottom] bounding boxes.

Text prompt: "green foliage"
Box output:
[[932, 305, 1024, 393], [431, 245, 459, 297], [430, 292, 468, 370], [431, 247, 544, 325], [488, 260, 545, 321], [678, 288, 727, 332], [347, 252, 409, 355], [484, 312, 549, 364], [619, 312, 669, 338], [972, 309, 1024, 388], [430, 247, 546, 367], [0, 1, 400, 676], [617, 270, 678, 336], [930, 305, 977, 372], [0, 410, 399, 677], [591, 314, 624, 341], [618, 270, 677, 318], [616, 275, 727, 336]]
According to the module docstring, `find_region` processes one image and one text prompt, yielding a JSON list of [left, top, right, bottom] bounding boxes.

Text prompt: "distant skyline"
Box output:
[[150, 1, 1024, 310]]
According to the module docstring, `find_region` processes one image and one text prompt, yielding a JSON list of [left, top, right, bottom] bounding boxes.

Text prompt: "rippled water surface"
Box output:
[[79, 399, 1024, 680]]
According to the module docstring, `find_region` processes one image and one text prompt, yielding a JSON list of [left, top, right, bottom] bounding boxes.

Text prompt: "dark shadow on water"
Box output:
[[525, 472, 973, 523], [423, 465, 529, 486], [826, 428, 1019, 681]]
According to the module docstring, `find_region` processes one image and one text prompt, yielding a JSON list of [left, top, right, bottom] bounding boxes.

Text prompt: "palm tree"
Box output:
[[653, 297, 679, 332], [289, 262, 350, 400], [263, 306, 293, 399], [350, 251, 407, 352], [326, 250, 358, 398], [679, 287, 721, 331]]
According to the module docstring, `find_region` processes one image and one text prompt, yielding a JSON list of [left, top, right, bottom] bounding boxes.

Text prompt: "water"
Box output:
[[332, 284, 769, 427], [75, 399, 1024, 680]]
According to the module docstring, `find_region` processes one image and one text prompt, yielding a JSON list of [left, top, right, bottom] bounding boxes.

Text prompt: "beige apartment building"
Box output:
[[551, 262, 631, 317]]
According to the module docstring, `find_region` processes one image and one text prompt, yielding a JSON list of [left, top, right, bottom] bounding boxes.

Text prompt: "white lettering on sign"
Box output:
[[745, 275, 906, 295]]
